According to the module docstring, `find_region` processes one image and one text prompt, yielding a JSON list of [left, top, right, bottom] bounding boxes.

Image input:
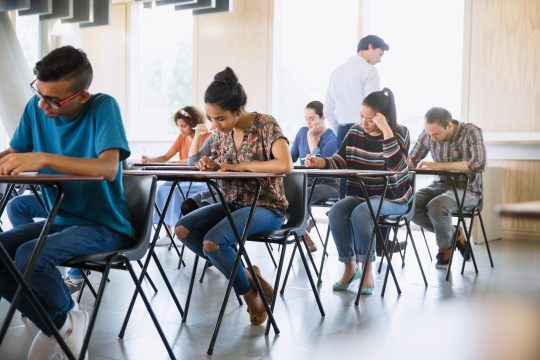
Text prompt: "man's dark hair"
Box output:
[[357, 35, 389, 52], [204, 67, 247, 112], [425, 107, 453, 128], [33, 45, 93, 92], [305, 100, 323, 117]]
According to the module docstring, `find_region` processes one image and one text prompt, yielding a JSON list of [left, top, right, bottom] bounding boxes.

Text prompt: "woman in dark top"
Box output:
[[305, 88, 411, 294]]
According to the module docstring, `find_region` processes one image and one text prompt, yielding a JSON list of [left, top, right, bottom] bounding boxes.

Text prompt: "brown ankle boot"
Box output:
[[435, 247, 452, 269]]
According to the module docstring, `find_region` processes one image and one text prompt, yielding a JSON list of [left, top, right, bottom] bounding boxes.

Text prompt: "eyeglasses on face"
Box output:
[[30, 79, 85, 109]]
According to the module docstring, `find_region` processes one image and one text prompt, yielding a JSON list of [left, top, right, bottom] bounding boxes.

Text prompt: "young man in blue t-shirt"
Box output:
[[0, 46, 133, 360]]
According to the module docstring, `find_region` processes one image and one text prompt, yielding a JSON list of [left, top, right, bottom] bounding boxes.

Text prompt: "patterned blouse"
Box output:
[[409, 121, 486, 194], [210, 113, 289, 212]]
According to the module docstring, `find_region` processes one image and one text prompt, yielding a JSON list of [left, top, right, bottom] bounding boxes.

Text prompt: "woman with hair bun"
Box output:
[[175, 67, 293, 326], [305, 88, 412, 295]]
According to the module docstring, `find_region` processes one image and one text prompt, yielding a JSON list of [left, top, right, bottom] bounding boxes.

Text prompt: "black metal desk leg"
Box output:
[[206, 179, 279, 355]]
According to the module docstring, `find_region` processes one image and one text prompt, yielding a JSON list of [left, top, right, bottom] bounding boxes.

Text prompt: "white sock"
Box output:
[[28, 331, 56, 360]]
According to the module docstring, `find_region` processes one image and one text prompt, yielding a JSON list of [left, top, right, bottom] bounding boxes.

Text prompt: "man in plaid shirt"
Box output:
[[408, 107, 486, 268]]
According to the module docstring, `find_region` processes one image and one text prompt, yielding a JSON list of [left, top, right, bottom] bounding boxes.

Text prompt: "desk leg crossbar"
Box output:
[[205, 179, 279, 355], [355, 177, 402, 305], [119, 181, 184, 338], [0, 185, 82, 359], [446, 177, 478, 280]]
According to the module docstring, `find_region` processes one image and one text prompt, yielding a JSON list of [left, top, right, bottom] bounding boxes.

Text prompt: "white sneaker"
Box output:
[[155, 235, 173, 246], [28, 330, 56, 360], [52, 310, 89, 360], [22, 293, 79, 329]]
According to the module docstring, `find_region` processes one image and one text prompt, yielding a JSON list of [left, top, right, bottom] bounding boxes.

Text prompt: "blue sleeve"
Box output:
[[93, 95, 131, 160], [9, 98, 36, 153], [188, 133, 215, 165], [290, 129, 302, 162], [317, 129, 338, 157]]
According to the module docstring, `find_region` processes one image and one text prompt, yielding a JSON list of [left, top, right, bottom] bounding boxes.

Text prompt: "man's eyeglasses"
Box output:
[[30, 79, 85, 109]]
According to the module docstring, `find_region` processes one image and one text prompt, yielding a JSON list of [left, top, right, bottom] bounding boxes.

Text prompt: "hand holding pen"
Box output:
[[304, 154, 326, 168]]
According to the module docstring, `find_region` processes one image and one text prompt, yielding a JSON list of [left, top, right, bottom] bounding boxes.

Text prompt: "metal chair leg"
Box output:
[[280, 243, 297, 295], [406, 221, 427, 286], [125, 261, 177, 360], [478, 211, 494, 267], [265, 242, 278, 268], [421, 227, 433, 261], [295, 234, 325, 316], [317, 226, 332, 286]]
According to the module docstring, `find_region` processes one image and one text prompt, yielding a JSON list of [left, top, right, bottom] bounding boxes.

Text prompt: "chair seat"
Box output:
[[249, 228, 298, 242], [451, 206, 478, 216]]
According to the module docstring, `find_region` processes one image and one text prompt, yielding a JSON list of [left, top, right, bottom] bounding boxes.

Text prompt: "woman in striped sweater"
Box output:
[[305, 88, 411, 294]]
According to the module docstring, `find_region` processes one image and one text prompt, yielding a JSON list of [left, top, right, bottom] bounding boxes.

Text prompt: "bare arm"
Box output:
[[417, 160, 470, 171], [0, 149, 122, 181], [188, 124, 211, 158], [142, 143, 178, 163], [0, 148, 15, 159]]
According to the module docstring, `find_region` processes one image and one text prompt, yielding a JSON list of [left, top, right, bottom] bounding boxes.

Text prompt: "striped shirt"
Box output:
[[409, 121, 486, 194], [324, 124, 412, 204]]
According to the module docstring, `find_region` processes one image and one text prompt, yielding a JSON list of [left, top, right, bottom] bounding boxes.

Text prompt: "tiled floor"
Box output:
[[1, 223, 540, 360]]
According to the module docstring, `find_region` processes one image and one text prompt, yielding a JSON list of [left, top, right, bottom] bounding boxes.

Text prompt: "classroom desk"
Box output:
[[496, 201, 540, 219], [129, 161, 189, 168], [123, 169, 283, 354], [136, 165, 200, 261], [295, 168, 405, 304], [412, 168, 483, 280], [139, 165, 199, 171], [0, 174, 104, 360]]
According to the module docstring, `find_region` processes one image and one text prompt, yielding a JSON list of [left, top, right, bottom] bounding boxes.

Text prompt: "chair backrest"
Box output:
[[122, 174, 157, 260], [281, 171, 308, 231]]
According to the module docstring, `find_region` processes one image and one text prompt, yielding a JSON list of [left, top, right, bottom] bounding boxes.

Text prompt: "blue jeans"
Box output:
[[7, 194, 47, 227], [329, 196, 408, 263], [176, 203, 284, 295], [153, 181, 208, 226], [0, 222, 130, 335], [7, 194, 83, 280]]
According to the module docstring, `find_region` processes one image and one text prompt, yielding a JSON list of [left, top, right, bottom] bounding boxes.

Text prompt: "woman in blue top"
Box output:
[[290, 101, 339, 251]]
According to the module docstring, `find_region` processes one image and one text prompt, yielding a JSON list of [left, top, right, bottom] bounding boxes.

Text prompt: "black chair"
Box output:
[[376, 171, 428, 296], [419, 192, 494, 275], [450, 197, 494, 274], [63, 175, 177, 360], [248, 171, 325, 333]]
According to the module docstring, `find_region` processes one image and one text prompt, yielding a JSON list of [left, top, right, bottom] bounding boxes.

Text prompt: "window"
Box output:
[[363, 0, 465, 141], [130, 4, 194, 141], [15, 12, 40, 69], [273, 0, 359, 139], [0, 13, 40, 151]]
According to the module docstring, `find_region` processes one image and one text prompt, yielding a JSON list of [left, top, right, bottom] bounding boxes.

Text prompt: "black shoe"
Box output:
[[181, 198, 199, 216], [435, 258, 449, 269], [435, 248, 451, 269]]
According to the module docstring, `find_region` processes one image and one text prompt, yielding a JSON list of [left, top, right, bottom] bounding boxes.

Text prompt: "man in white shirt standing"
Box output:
[[324, 34, 389, 146], [324, 34, 389, 198]]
